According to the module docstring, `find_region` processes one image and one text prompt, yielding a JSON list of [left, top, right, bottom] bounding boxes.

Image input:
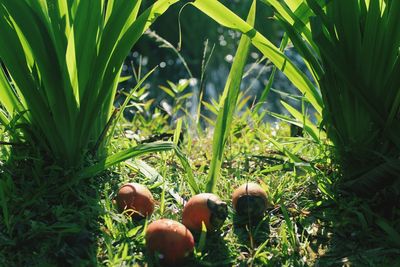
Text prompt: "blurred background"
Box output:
[[118, 0, 310, 126]]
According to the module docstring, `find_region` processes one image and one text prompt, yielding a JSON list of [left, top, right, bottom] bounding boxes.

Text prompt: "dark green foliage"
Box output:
[[264, 0, 400, 197]]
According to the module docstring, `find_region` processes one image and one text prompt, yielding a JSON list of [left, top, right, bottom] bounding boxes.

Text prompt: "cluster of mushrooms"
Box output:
[[116, 182, 269, 265]]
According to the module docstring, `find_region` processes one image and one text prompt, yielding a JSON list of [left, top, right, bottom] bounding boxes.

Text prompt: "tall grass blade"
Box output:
[[191, 0, 323, 115], [205, 0, 255, 193], [254, 34, 289, 114]]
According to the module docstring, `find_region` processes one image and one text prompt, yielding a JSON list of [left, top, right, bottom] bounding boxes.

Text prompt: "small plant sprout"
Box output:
[[182, 193, 228, 232], [145, 219, 195, 266], [232, 182, 269, 220], [116, 183, 155, 219]]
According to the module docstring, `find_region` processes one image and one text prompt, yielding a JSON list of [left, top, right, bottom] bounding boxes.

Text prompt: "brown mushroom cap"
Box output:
[[116, 183, 154, 219], [182, 193, 227, 232], [146, 219, 194, 265], [232, 182, 268, 217]]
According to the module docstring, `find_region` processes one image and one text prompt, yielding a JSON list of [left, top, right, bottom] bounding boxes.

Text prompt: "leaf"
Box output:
[[197, 221, 207, 252], [125, 159, 185, 204], [376, 218, 400, 248], [205, 0, 255, 193], [280, 100, 322, 143], [191, 0, 323, 115], [79, 142, 199, 194]]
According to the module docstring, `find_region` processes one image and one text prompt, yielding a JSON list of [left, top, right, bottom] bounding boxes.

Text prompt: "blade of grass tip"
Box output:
[[119, 75, 132, 83], [252, 238, 269, 261], [197, 221, 208, 253], [205, 0, 255, 193], [173, 117, 183, 145], [173, 145, 200, 195], [280, 202, 298, 249]]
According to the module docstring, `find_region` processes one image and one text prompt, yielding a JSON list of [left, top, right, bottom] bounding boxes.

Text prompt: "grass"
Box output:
[[3, 104, 399, 266], [97, 115, 323, 266], [98, 108, 400, 266], [0, 0, 180, 170], [192, 0, 400, 198], [1, 1, 400, 266], [257, 0, 400, 196]]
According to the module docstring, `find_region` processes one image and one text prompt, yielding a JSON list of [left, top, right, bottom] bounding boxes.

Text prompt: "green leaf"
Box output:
[[191, 0, 323, 115], [280, 100, 322, 143], [0, 0, 178, 169], [376, 218, 400, 248], [79, 142, 199, 194], [205, 0, 255, 193]]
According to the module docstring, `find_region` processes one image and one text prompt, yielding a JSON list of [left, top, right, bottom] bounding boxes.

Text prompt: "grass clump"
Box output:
[[93, 109, 399, 266], [263, 0, 400, 197]]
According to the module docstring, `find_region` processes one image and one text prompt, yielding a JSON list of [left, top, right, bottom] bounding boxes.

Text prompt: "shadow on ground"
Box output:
[[301, 190, 400, 266], [0, 150, 105, 267]]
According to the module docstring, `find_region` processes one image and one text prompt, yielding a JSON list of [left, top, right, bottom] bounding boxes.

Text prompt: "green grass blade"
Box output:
[[0, 178, 11, 233], [105, 67, 157, 148], [191, 0, 323, 115], [280, 202, 298, 249], [79, 142, 199, 194], [125, 159, 185, 204], [73, 0, 102, 99], [77, 0, 178, 156], [254, 34, 289, 114], [376, 218, 400, 248], [205, 0, 255, 193], [0, 68, 23, 119], [0, 110, 10, 126], [79, 142, 176, 178], [261, 0, 314, 43], [280, 101, 322, 143]]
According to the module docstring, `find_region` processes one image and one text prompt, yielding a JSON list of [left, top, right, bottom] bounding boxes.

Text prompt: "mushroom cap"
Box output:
[[232, 182, 268, 217], [182, 193, 227, 231], [116, 183, 154, 219], [146, 219, 194, 265]]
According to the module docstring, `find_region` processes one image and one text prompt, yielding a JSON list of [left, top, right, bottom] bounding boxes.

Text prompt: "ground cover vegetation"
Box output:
[[0, 0, 399, 266]]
